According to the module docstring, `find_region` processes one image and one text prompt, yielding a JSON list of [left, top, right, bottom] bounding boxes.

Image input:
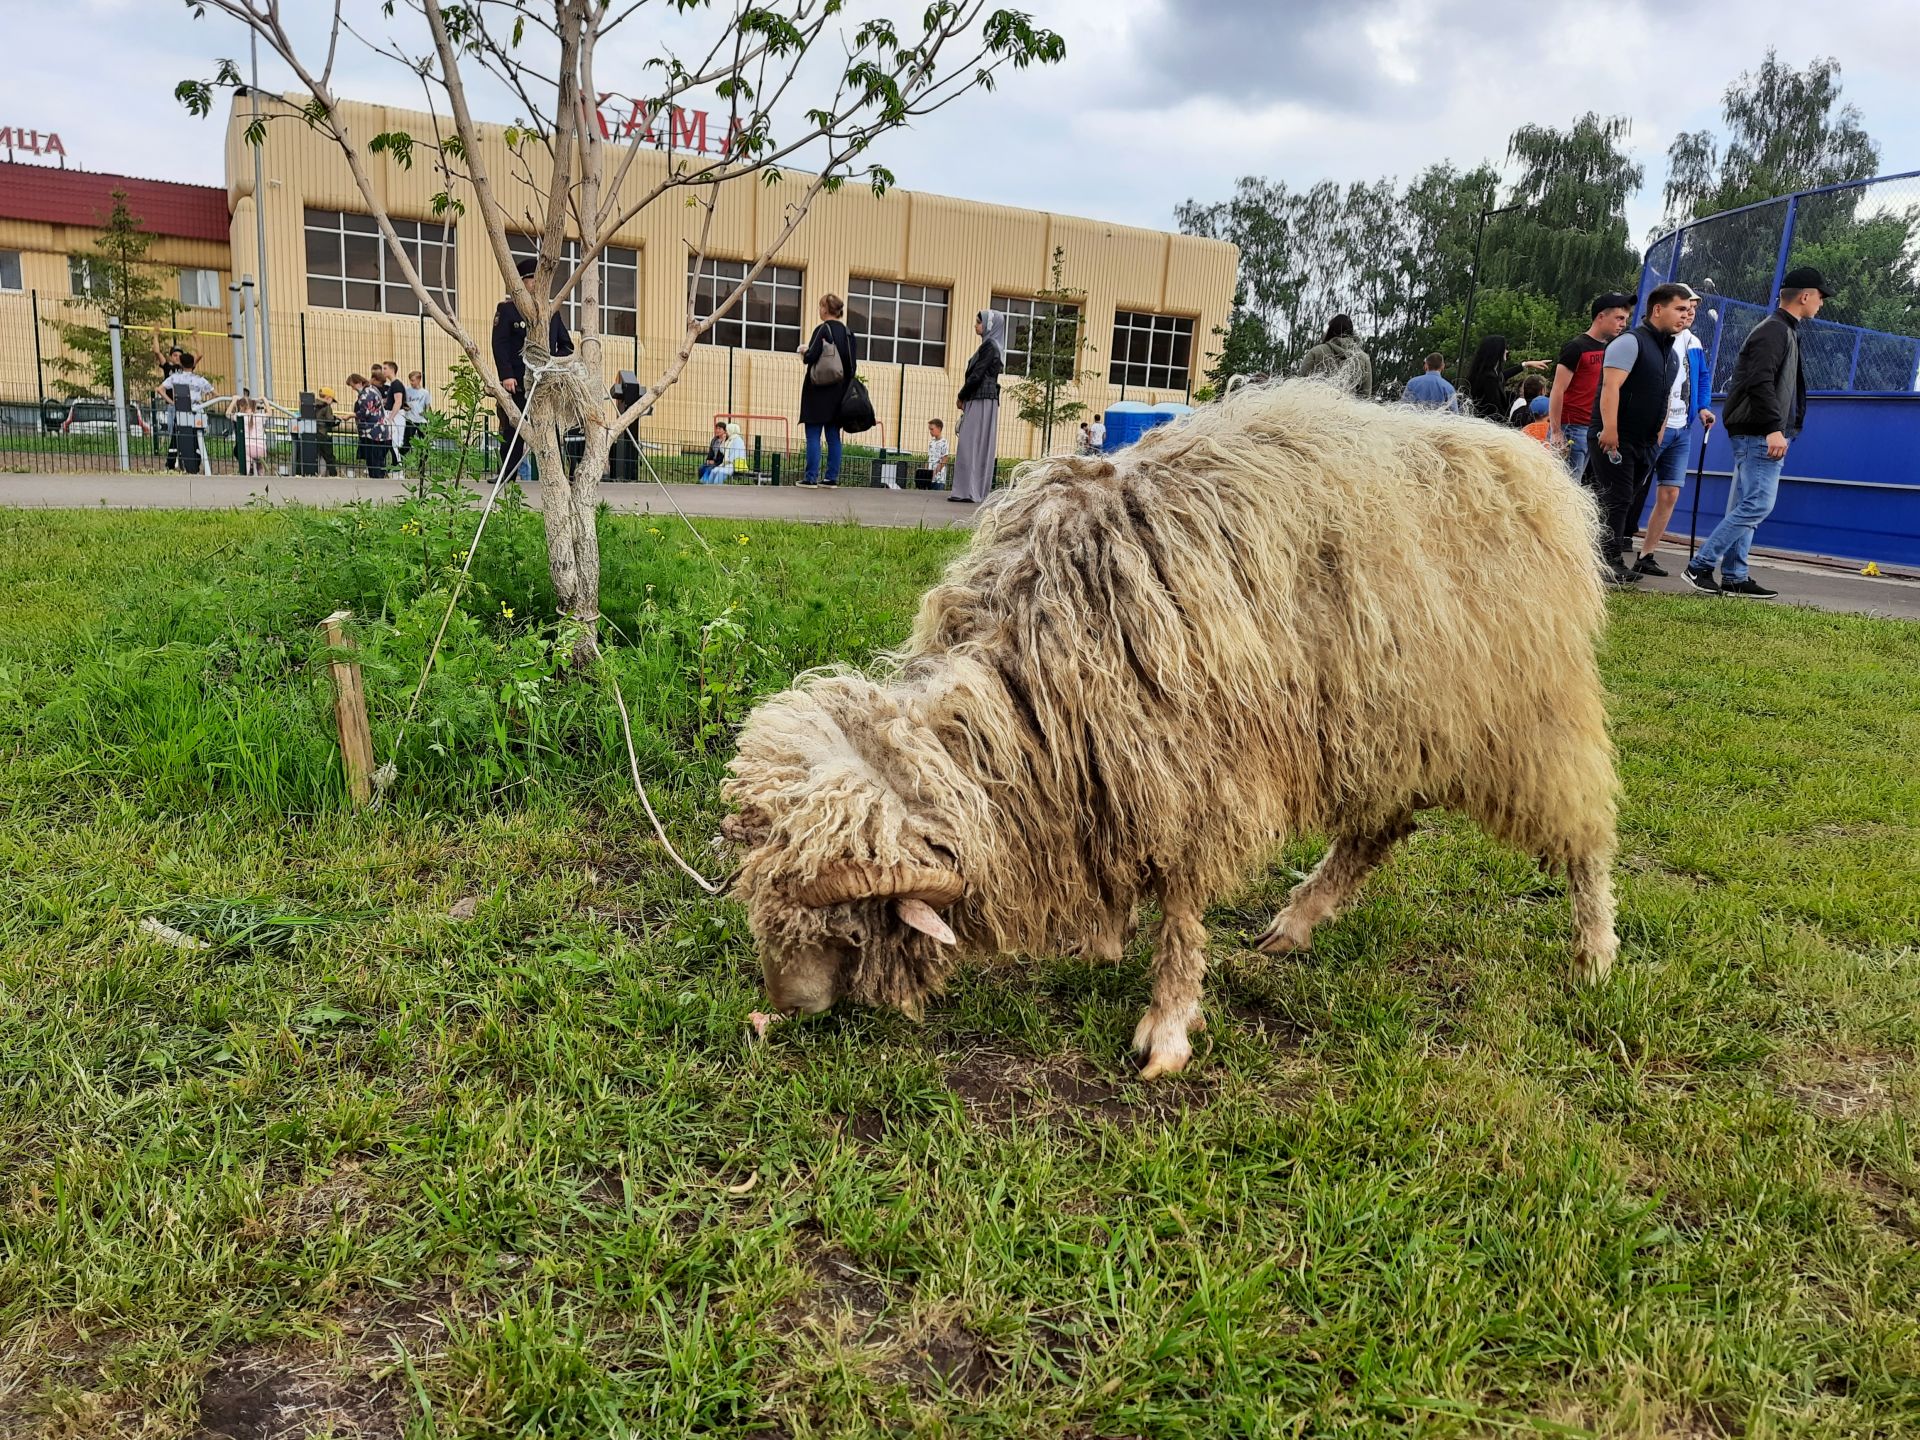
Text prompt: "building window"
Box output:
[[179, 268, 221, 309], [689, 257, 803, 352], [992, 294, 1081, 380], [303, 207, 455, 315], [848, 277, 948, 367], [0, 250, 20, 292], [69, 255, 113, 299], [1109, 310, 1194, 391], [506, 235, 639, 338]]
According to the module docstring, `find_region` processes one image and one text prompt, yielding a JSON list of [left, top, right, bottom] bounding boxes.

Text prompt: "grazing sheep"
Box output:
[[723, 380, 1619, 1078]]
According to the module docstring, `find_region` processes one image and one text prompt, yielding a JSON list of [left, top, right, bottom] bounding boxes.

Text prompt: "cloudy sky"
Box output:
[[10, 0, 1920, 246]]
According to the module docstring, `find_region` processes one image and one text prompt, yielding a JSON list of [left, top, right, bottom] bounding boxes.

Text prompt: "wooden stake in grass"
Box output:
[[322, 610, 376, 807]]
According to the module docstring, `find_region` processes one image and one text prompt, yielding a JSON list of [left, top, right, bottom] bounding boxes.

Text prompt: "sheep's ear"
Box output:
[[895, 898, 957, 946]]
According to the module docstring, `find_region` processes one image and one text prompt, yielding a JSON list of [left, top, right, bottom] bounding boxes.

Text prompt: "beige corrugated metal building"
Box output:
[[4, 95, 1236, 458], [0, 162, 234, 408], [231, 94, 1235, 458]]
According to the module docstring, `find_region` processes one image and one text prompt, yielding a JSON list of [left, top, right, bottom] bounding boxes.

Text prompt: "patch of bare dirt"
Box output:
[[901, 1320, 1001, 1398], [1778, 1054, 1906, 1120], [1844, 1168, 1920, 1241], [193, 1349, 400, 1440], [942, 1051, 1200, 1127]]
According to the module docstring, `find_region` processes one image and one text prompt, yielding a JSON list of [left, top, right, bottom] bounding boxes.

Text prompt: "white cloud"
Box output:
[[11, 0, 1920, 253]]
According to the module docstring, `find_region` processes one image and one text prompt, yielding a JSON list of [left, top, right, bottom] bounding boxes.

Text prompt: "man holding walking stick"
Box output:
[[1684, 267, 1832, 599]]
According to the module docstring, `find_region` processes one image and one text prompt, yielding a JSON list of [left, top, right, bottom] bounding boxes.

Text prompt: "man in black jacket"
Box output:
[[1585, 282, 1692, 584], [491, 255, 575, 480], [1683, 267, 1831, 598]]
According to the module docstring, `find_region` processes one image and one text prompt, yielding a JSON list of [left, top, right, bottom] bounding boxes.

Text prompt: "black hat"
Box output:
[[1591, 291, 1635, 317], [515, 255, 539, 279], [1782, 265, 1833, 297]]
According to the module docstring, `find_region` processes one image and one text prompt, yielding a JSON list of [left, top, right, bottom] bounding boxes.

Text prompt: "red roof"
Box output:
[[0, 163, 229, 243]]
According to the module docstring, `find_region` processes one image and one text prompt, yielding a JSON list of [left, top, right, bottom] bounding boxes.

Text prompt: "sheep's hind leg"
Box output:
[[1567, 849, 1618, 985], [1133, 879, 1208, 1081], [1255, 814, 1415, 953]]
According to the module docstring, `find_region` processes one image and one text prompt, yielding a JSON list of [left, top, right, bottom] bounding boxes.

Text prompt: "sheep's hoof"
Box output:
[[1255, 910, 1314, 954], [1571, 947, 1615, 986], [1132, 1005, 1199, 1081]]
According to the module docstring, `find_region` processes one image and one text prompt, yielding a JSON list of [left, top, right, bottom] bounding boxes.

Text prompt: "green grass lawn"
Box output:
[[0, 508, 1916, 1439]]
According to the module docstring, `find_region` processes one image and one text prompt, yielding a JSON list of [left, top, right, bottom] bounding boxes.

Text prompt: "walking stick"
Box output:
[[1687, 412, 1715, 561]]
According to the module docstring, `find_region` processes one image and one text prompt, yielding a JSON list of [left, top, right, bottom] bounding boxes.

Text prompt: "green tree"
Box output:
[[1004, 247, 1097, 452], [1484, 113, 1642, 319], [45, 190, 179, 401], [1664, 53, 1880, 224], [179, 0, 1064, 661], [1421, 287, 1565, 372], [1195, 282, 1277, 398]]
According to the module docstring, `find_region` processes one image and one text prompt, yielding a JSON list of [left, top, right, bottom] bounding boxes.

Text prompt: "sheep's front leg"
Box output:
[[1132, 881, 1207, 1081]]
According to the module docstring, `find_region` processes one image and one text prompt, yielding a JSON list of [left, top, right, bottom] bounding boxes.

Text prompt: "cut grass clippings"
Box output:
[[0, 507, 1915, 1438]]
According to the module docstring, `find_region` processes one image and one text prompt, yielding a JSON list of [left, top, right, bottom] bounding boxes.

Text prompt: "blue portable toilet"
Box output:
[[1101, 401, 1171, 451]]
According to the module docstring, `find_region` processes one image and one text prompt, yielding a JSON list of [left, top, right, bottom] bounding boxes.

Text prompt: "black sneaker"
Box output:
[[1721, 577, 1779, 599], [1605, 564, 1641, 587], [1634, 554, 1668, 577], [1680, 565, 1721, 594]]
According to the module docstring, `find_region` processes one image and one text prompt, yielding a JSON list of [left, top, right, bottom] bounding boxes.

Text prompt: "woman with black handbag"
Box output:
[[797, 293, 855, 488]]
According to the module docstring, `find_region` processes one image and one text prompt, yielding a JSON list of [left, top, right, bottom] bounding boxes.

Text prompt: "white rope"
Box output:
[[634, 440, 725, 568], [366, 360, 726, 898], [371, 364, 554, 798]]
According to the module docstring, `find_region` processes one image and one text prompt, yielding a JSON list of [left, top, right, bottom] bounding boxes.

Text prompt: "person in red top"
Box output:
[[1547, 292, 1634, 477]]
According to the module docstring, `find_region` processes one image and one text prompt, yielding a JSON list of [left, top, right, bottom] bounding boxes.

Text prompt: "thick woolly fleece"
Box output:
[[723, 379, 1620, 1017]]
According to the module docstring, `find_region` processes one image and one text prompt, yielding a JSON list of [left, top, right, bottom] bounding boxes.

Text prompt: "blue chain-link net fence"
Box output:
[[1645, 174, 1920, 397]]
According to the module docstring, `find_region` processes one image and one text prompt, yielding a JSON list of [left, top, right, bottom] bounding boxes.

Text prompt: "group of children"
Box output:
[[696, 416, 955, 489]]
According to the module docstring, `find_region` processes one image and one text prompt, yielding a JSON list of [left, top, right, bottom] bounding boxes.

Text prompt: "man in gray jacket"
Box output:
[[1683, 266, 1831, 598]]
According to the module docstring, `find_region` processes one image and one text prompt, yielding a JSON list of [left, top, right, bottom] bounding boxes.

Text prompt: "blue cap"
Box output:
[[1529, 395, 1550, 418]]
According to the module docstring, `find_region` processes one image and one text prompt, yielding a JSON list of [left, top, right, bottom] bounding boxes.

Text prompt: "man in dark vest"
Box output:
[[1683, 266, 1831, 599], [490, 254, 574, 480], [1584, 282, 1691, 584]]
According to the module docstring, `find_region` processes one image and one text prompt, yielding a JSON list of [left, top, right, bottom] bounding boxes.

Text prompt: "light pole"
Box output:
[[249, 30, 274, 403], [1458, 199, 1522, 376]]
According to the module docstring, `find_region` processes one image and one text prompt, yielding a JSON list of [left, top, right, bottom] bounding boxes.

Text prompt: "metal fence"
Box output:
[[1639, 170, 1920, 397], [1636, 170, 1920, 567], [0, 288, 1080, 480]]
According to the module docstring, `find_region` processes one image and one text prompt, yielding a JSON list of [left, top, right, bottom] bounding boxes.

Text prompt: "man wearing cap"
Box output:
[[491, 255, 575, 480], [1684, 267, 1830, 598], [1585, 282, 1692, 584], [1548, 291, 1635, 479]]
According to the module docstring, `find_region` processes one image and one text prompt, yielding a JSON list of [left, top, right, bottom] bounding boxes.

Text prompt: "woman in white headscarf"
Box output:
[[950, 309, 1005, 504]]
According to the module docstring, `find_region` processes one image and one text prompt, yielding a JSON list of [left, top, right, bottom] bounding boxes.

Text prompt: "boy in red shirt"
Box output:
[[1547, 292, 1634, 477]]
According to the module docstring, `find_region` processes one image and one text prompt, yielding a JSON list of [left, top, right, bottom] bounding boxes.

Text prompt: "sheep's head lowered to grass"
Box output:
[[722, 671, 987, 1021]]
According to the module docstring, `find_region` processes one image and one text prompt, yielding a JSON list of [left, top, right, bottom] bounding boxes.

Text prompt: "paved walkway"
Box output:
[[4, 471, 1915, 622]]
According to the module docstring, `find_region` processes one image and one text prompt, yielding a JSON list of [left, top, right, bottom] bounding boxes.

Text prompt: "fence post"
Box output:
[[228, 281, 245, 399], [321, 610, 376, 807], [108, 317, 130, 473], [29, 288, 46, 409], [1767, 195, 1799, 311], [299, 312, 309, 392], [241, 275, 259, 398]]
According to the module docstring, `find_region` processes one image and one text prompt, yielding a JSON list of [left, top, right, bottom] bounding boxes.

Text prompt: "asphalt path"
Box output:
[[4, 471, 1914, 621]]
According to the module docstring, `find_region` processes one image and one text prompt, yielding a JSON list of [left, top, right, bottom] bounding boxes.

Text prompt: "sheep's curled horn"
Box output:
[[794, 861, 964, 945]]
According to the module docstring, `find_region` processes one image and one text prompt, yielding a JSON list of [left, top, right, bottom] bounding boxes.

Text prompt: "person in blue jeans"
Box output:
[[1631, 299, 1714, 577], [1685, 267, 1831, 599], [797, 294, 854, 487]]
